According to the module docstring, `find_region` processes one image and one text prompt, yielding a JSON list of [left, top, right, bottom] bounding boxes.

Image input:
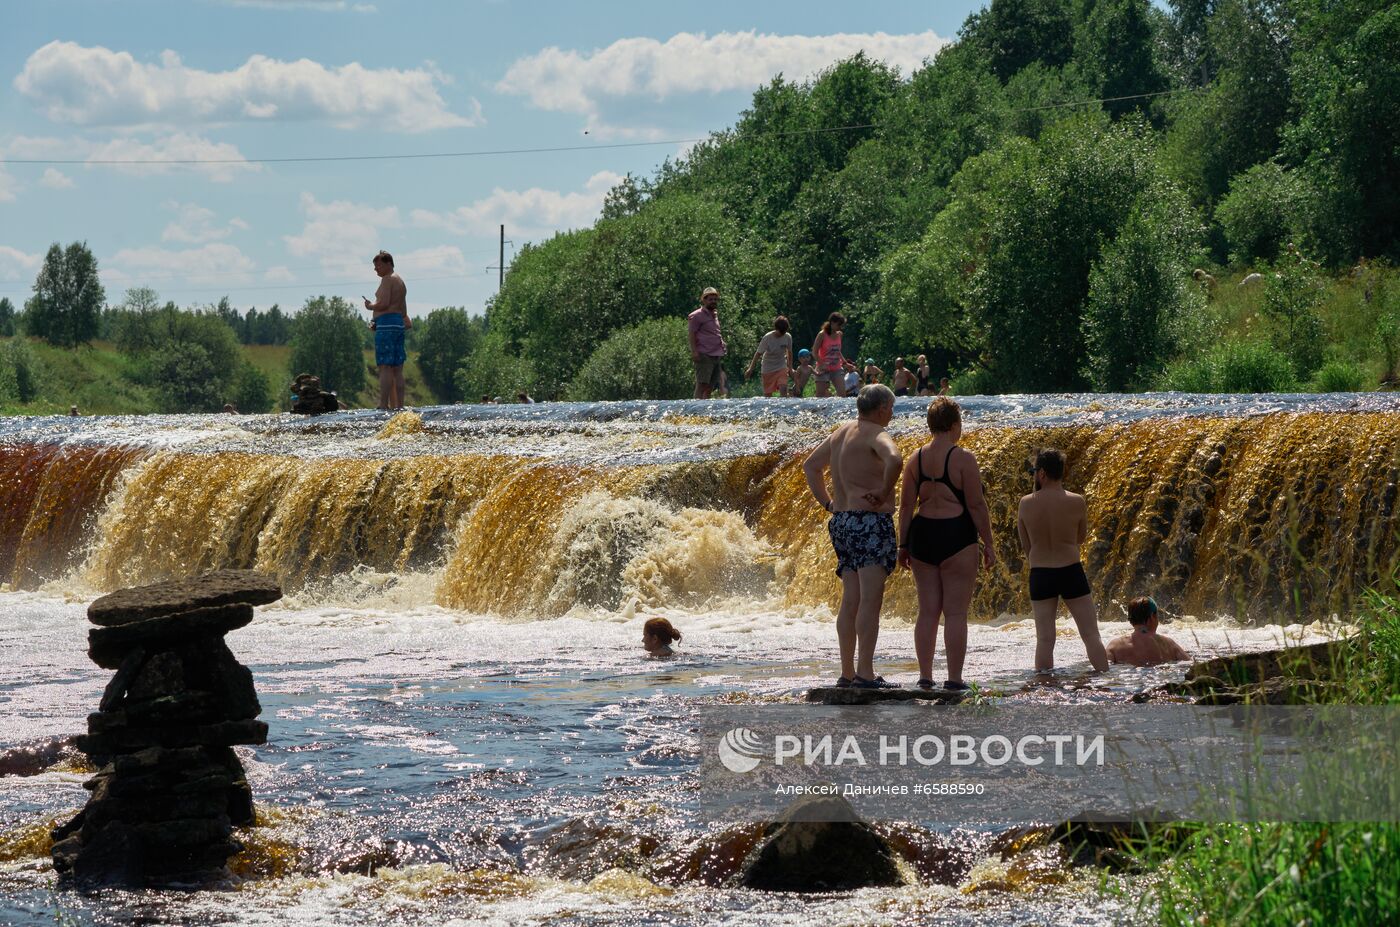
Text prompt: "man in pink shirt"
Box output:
[[687, 286, 727, 399]]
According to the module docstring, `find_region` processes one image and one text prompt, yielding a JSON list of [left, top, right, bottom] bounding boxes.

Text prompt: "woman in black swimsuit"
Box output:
[[897, 398, 996, 691]]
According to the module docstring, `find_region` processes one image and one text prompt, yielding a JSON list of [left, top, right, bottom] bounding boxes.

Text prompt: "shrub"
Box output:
[[1260, 255, 1326, 378], [1311, 360, 1366, 393], [1215, 161, 1304, 263], [0, 338, 42, 403], [229, 363, 274, 412], [949, 366, 1000, 396], [565, 317, 694, 402], [453, 330, 536, 402], [1159, 339, 1297, 393], [142, 342, 223, 413]]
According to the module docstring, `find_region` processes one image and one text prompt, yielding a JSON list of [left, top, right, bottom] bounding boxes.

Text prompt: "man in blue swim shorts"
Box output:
[[364, 250, 411, 410], [802, 384, 904, 689]]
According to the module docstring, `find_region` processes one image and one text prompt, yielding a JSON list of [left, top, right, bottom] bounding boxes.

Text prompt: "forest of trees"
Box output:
[[463, 0, 1400, 399], [5, 0, 1399, 412]]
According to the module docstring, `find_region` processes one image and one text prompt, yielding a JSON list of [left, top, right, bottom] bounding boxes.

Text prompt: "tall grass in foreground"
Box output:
[[1131, 590, 1400, 926]]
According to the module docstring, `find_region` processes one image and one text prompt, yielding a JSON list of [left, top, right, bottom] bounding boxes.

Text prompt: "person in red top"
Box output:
[[811, 312, 855, 398], [687, 286, 727, 399]]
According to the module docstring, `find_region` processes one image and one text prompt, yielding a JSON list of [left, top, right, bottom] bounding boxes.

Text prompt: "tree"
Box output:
[[288, 296, 365, 397], [1285, 0, 1400, 263], [143, 342, 222, 413], [24, 242, 105, 347], [565, 317, 694, 401], [414, 307, 484, 403], [1070, 0, 1167, 118], [0, 297, 15, 337], [229, 362, 274, 412], [1215, 161, 1305, 262], [963, 0, 1075, 82]]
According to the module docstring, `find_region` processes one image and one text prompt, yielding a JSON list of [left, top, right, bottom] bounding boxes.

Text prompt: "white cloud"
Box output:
[[16, 41, 477, 132], [105, 242, 257, 288], [5, 133, 259, 183], [497, 30, 949, 118], [0, 245, 43, 281], [284, 192, 401, 278], [161, 201, 249, 243], [39, 167, 75, 189], [396, 245, 469, 279], [410, 170, 623, 239], [263, 265, 296, 283], [0, 168, 17, 202]]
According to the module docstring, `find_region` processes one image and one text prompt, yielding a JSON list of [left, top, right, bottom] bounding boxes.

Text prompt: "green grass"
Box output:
[[1, 337, 438, 415]]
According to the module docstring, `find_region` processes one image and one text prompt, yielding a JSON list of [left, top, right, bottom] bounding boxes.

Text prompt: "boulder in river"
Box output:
[[740, 794, 908, 892]]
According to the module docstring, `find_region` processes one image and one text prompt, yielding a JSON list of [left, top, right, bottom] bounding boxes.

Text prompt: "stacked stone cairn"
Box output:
[[289, 372, 342, 415], [50, 570, 281, 886]]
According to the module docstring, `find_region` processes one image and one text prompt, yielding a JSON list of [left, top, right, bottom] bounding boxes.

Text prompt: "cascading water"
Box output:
[[1, 394, 1396, 926], [3, 395, 1397, 621]]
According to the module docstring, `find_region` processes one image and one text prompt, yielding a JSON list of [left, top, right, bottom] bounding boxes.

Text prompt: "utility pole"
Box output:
[[499, 224, 505, 291]]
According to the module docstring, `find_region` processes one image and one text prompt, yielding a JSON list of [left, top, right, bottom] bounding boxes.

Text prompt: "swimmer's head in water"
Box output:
[[643, 617, 682, 653], [1127, 596, 1158, 629]]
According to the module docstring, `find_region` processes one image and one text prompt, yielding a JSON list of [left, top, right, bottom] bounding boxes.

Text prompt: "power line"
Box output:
[[0, 271, 481, 296], [0, 87, 1202, 167]]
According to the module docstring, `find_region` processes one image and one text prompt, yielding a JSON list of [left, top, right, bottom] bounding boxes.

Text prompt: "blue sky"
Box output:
[[1, 0, 981, 317]]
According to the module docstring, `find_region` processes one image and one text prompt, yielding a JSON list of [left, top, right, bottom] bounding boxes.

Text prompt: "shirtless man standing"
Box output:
[[891, 357, 916, 396], [1017, 448, 1109, 673], [1107, 597, 1188, 666], [364, 250, 410, 411], [802, 384, 903, 688]]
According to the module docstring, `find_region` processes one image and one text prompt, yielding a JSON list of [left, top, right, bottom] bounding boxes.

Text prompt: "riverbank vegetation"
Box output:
[[1125, 589, 1400, 925]]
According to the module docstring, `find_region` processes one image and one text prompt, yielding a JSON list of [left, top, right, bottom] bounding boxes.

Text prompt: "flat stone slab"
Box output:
[[806, 687, 966, 705], [88, 605, 254, 669], [88, 570, 281, 627]]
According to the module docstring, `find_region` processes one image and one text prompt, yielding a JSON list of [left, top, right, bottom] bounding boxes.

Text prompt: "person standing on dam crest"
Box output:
[[802, 384, 903, 689], [364, 250, 410, 411], [1018, 448, 1109, 673], [688, 286, 726, 400]]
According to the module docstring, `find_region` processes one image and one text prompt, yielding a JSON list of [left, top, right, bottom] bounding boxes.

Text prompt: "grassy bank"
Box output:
[[1128, 590, 1400, 926], [0, 337, 435, 415]]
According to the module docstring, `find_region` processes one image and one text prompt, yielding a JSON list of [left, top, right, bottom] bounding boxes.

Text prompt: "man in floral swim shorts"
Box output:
[[801, 383, 903, 689]]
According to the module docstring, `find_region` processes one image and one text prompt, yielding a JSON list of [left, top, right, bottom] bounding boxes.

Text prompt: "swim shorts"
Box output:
[[827, 510, 897, 576], [1028, 562, 1092, 601], [762, 368, 788, 395], [375, 324, 406, 367]]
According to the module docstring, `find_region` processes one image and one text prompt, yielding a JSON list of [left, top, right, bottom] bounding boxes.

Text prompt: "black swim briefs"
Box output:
[[1028, 562, 1092, 602]]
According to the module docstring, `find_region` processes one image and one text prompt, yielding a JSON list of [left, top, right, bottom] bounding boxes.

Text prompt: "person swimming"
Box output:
[[1106, 597, 1189, 666], [643, 617, 682, 658]]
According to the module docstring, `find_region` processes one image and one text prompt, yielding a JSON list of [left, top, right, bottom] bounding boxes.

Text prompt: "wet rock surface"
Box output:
[[1139, 638, 1352, 704], [740, 795, 907, 892], [51, 570, 279, 887], [805, 686, 966, 704]]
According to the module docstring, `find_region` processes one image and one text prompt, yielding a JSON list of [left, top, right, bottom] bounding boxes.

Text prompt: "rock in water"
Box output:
[[51, 570, 281, 887], [740, 794, 907, 892]]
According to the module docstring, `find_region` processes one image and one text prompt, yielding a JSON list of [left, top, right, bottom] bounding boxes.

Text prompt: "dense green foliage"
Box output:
[[23, 242, 105, 348], [566, 317, 694, 401], [229, 362, 274, 413], [0, 298, 15, 337], [413, 307, 485, 403], [463, 0, 1400, 400], [0, 338, 40, 403], [288, 296, 366, 397]]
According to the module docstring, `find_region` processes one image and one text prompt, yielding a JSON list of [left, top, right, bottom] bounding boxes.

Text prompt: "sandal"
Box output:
[[835, 676, 854, 689], [944, 680, 971, 692], [916, 678, 935, 691]]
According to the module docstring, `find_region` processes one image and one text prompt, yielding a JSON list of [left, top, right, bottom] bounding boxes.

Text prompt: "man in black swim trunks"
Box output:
[[1017, 449, 1109, 672], [802, 384, 903, 689]]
